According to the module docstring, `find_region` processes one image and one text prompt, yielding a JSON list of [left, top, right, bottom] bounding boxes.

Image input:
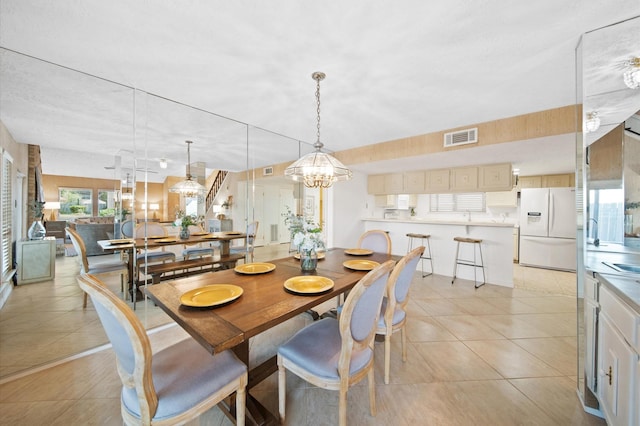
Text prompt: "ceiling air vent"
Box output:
[[263, 166, 274, 176], [444, 128, 478, 148]]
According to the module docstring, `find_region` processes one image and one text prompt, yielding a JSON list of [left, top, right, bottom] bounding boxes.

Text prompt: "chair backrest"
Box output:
[[357, 230, 392, 254], [338, 260, 394, 376], [121, 220, 135, 238], [66, 227, 90, 273], [135, 223, 166, 238], [386, 246, 424, 319], [77, 274, 158, 422]]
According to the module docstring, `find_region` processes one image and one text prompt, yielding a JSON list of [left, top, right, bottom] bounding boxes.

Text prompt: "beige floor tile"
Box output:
[[475, 314, 554, 338], [433, 314, 507, 340], [413, 341, 503, 381], [449, 297, 510, 315], [413, 298, 470, 316], [404, 315, 458, 342], [509, 376, 606, 425], [464, 339, 564, 379], [511, 336, 578, 376]]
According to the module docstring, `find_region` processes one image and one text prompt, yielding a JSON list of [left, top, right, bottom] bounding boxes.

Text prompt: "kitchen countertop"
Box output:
[[586, 248, 640, 313], [363, 217, 515, 228]]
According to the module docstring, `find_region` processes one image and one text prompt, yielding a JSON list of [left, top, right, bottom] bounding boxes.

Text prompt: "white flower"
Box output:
[[284, 206, 325, 252]]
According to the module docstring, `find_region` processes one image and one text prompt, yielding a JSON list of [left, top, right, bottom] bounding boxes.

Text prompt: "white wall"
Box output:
[[329, 171, 369, 249]]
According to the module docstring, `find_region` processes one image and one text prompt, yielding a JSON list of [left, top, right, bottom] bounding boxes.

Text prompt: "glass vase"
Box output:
[[28, 220, 46, 240], [299, 249, 318, 272], [179, 226, 191, 239]]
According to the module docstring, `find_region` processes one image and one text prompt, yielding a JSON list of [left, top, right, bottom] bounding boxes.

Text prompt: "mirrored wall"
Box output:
[[0, 47, 313, 377]]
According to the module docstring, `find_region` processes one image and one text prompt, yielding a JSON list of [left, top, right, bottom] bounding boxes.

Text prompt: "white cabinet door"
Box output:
[[598, 314, 636, 426]]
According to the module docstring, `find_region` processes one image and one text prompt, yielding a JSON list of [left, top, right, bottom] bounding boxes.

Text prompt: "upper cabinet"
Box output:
[[451, 167, 478, 191], [426, 169, 450, 192], [367, 174, 386, 194], [384, 173, 404, 193], [517, 173, 574, 189], [403, 171, 425, 193], [479, 163, 512, 191]]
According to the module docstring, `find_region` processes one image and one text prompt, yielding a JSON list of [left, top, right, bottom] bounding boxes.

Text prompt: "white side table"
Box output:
[[16, 237, 56, 284]]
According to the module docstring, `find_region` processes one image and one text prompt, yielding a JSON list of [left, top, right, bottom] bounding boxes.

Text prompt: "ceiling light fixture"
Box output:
[[585, 111, 601, 133], [169, 140, 205, 197], [284, 72, 352, 188], [623, 57, 640, 89], [159, 158, 168, 169]]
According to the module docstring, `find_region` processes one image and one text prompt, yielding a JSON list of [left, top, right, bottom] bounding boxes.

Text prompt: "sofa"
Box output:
[[68, 217, 118, 256]]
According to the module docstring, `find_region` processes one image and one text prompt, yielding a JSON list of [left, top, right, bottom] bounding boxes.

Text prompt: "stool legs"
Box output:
[[407, 234, 433, 277], [451, 240, 485, 289]]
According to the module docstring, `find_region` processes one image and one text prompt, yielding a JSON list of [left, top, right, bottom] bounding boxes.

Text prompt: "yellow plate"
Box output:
[[344, 248, 373, 256], [191, 232, 209, 236], [201, 235, 218, 239], [343, 259, 380, 271], [156, 238, 177, 243], [147, 235, 166, 239], [108, 239, 133, 245], [284, 276, 334, 294], [293, 252, 326, 260], [180, 284, 244, 307], [225, 231, 243, 235], [234, 262, 276, 274]]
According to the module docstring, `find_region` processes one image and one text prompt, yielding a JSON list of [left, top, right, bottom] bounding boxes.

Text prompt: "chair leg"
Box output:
[[83, 291, 88, 309], [339, 388, 348, 426], [236, 375, 247, 426], [368, 367, 376, 416], [278, 356, 286, 424], [384, 334, 391, 385], [451, 241, 460, 284], [401, 326, 407, 362]]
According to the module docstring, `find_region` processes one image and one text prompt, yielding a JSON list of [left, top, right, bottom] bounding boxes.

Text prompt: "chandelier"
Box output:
[[285, 72, 352, 188], [584, 111, 601, 133], [169, 140, 206, 197], [623, 57, 640, 89]]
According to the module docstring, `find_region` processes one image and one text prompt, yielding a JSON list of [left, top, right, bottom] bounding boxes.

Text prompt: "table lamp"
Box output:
[[44, 201, 61, 221]]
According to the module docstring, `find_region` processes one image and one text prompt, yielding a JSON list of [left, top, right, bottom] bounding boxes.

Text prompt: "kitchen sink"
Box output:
[[602, 262, 640, 274]]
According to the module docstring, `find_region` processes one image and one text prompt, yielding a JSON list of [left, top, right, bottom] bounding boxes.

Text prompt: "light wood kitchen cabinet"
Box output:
[[542, 174, 573, 188], [479, 163, 512, 191], [16, 237, 56, 284], [403, 171, 425, 193], [427, 169, 450, 192], [518, 175, 542, 188], [385, 173, 404, 194], [486, 189, 517, 207], [367, 174, 386, 194], [450, 167, 478, 191], [597, 285, 639, 426]]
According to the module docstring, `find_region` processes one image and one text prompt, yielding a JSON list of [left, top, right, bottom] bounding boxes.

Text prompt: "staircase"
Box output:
[[205, 170, 228, 214]]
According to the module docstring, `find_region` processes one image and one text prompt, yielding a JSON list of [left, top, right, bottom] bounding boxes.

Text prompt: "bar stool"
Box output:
[[406, 233, 433, 277], [451, 237, 485, 288]]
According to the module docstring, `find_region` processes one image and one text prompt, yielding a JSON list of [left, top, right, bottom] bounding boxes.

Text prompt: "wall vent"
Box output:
[[263, 166, 274, 176], [444, 128, 478, 148]]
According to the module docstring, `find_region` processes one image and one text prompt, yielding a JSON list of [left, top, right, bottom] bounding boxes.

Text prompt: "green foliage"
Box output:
[[29, 200, 46, 218], [69, 205, 86, 214]]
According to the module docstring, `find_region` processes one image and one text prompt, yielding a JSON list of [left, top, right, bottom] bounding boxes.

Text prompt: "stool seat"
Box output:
[[453, 237, 482, 244], [407, 233, 430, 239], [406, 233, 433, 277], [451, 236, 485, 288]]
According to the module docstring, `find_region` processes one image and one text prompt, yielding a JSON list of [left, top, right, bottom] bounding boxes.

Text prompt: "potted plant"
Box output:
[[28, 200, 47, 240]]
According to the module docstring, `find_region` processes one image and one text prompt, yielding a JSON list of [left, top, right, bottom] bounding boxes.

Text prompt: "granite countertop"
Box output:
[[586, 248, 640, 313], [363, 217, 515, 227]]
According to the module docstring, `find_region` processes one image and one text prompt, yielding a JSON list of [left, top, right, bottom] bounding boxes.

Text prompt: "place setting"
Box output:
[[179, 284, 244, 308], [343, 259, 380, 271], [107, 238, 134, 246], [234, 262, 276, 274], [344, 248, 373, 256], [283, 275, 334, 295]]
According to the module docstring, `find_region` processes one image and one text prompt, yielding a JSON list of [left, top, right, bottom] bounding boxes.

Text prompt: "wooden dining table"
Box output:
[[145, 247, 400, 425]]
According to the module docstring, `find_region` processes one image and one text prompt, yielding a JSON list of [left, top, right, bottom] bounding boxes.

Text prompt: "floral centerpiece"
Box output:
[[27, 200, 47, 240], [283, 206, 325, 271]]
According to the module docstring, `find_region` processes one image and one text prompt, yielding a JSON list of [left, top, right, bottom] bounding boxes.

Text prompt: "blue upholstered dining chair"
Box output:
[[230, 221, 259, 263], [120, 220, 135, 238], [358, 229, 392, 254], [134, 223, 175, 280], [66, 227, 128, 308], [77, 274, 247, 426], [376, 245, 424, 384], [277, 260, 395, 426], [182, 224, 214, 260]]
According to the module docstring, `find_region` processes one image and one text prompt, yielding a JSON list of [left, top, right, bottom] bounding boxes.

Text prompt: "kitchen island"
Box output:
[[363, 218, 515, 287]]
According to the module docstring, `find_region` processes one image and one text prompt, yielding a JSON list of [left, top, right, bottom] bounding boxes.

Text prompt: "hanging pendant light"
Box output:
[[285, 72, 352, 188], [169, 140, 206, 197]]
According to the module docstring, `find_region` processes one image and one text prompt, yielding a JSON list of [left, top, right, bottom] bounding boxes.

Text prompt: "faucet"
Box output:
[[588, 218, 599, 246]]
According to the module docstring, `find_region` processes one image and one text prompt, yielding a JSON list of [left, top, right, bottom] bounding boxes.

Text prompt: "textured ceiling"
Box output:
[[1, 1, 639, 183]]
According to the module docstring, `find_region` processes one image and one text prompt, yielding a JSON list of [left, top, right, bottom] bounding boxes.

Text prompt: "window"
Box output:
[[58, 188, 93, 219], [430, 193, 485, 212], [1, 151, 13, 279], [98, 189, 118, 217], [589, 188, 623, 243]]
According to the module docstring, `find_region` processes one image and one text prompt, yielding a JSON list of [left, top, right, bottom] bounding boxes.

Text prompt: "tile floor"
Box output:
[[0, 245, 606, 425]]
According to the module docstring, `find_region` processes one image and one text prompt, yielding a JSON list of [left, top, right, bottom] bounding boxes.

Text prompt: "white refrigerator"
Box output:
[[519, 187, 576, 271]]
